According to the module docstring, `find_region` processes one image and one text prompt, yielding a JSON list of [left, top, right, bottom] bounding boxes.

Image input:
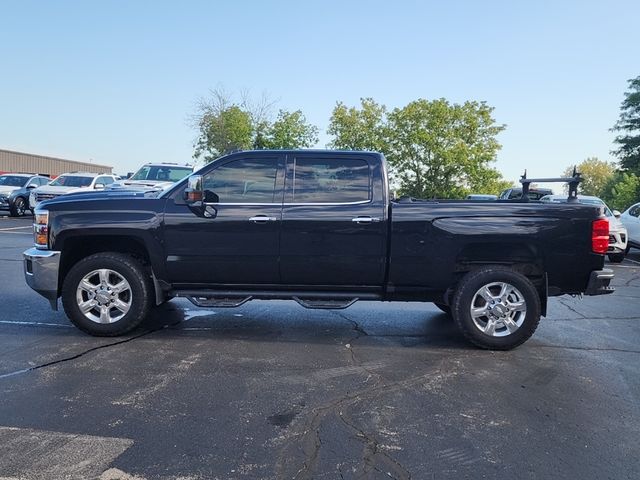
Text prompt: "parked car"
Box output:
[[466, 194, 498, 200], [499, 187, 553, 200], [540, 194, 628, 262], [620, 202, 640, 251], [109, 162, 193, 191], [0, 173, 50, 216], [23, 150, 614, 350], [29, 172, 118, 210]]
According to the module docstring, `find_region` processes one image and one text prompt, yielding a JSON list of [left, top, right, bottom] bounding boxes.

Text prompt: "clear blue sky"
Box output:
[[1, 0, 637, 183]]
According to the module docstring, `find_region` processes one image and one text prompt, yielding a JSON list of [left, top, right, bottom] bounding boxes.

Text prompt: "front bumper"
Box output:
[[608, 231, 628, 253], [584, 269, 615, 296], [23, 247, 61, 310], [0, 197, 11, 210]]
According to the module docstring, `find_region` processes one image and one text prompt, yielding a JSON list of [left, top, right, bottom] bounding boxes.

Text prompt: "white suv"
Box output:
[[29, 172, 118, 210], [540, 194, 628, 263], [110, 162, 193, 191]]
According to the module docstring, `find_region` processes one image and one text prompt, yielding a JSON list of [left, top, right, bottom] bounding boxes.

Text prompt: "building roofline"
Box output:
[[0, 148, 112, 169]]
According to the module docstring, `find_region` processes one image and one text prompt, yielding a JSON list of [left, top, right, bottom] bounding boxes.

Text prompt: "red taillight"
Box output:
[[592, 218, 609, 254]]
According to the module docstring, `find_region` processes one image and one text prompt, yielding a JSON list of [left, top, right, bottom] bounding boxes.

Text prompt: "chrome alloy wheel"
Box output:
[[75, 269, 132, 324], [470, 282, 527, 337]]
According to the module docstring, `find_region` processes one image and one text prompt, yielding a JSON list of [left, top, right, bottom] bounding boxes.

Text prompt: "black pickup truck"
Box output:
[[23, 150, 614, 349]]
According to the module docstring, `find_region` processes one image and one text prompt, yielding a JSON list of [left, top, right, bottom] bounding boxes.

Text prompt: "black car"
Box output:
[[0, 173, 50, 216], [499, 187, 554, 200]]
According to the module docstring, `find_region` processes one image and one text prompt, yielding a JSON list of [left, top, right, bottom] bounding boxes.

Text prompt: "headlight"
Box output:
[[34, 210, 49, 249]]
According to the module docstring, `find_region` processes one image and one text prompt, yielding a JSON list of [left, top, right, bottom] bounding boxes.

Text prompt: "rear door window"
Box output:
[[290, 157, 370, 203]]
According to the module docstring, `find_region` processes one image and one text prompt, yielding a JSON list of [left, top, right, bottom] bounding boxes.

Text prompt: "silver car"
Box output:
[[620, 203, 640, 251]]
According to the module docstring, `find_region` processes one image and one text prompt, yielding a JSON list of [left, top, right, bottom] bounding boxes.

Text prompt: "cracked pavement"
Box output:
[[0, 214, 639, 479]]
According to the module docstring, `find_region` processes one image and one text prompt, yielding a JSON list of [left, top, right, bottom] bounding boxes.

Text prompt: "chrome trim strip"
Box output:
[[203, 200, 372, 206]]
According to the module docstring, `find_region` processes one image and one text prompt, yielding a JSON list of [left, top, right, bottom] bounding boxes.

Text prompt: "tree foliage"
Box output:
[[258, 110, 319, 150], [328, 97, 509, 198], [192, 88, 318, 162], [327, 98, 389, 153], [612, 75, 640, 175], [600, 172, 640, 212], [562, 157, 616, 196]]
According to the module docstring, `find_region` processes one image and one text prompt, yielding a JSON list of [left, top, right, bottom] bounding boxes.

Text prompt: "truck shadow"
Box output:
[[139, 299, 473, 351]]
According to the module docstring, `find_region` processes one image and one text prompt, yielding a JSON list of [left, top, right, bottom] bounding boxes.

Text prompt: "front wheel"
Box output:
[[451, 267, 541, 350], [608, 252, 625, 263], [9, 197, 27, 217], [62, 252, 153, 336]]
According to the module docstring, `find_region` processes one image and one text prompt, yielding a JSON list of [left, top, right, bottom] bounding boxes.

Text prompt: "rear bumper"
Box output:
[[584, 269, 615, 296], [23, 247, 61, 310]]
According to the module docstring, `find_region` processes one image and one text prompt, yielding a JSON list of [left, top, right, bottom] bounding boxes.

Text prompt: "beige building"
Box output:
[[0, 148, 112, 177]]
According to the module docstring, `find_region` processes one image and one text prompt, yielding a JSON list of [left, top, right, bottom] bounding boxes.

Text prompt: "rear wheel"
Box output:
[[608, 252, 625, 263], [62, 252, 153, 336], [9, 196, 27, 217], [451, 267, 541, 350]]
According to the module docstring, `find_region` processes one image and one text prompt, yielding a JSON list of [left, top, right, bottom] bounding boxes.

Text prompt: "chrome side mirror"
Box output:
[[183, 174, 204, 206], [94, 183, 105, 190], [612, 210, 621, 218]]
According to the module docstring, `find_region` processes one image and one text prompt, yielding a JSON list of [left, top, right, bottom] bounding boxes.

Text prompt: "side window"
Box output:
[[102, 176, 114, 185], [38, 178, 49, 186], [630, 205, 640, 218], [291, 158, 370, 203], [27, 177, 39, 187], [202, 157, 278, 203]]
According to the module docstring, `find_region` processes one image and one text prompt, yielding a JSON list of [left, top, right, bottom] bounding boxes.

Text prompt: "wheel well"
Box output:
[[449, 242, 547, 315], [59, 236, 152, 289], [454, 242, 543, 277]]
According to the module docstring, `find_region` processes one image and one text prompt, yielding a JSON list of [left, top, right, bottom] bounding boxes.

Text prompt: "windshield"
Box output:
[[129, 165, 191, 182], [0, 175, 28, 187], [50, 175, 93, 187]]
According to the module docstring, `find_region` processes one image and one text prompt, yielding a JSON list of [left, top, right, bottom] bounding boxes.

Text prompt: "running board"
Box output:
[[186, 296, 253, 308], [292, 297, 359, 310]]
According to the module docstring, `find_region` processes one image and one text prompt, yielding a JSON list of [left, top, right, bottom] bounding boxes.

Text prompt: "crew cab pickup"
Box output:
[[23, 150, 614, 350]]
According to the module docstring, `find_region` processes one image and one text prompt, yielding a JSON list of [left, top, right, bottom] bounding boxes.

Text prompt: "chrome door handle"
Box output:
[[249, 215, 277, 223], [352, 216, 381, 224]]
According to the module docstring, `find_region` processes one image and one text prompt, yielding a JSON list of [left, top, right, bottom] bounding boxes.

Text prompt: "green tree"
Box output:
[[562, 157, 616, 196], [329, 98, 507, 198], [194, 105, 253, 162], [192, 88, 318, 162], [612, 76, 640, 175], [259, 110, 319, 149], [327, 98, 389, 153], [601, 172, 640, 212]]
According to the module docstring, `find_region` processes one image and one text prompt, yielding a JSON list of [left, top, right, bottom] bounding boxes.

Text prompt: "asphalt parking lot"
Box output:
[[0, 213, 639, 480]]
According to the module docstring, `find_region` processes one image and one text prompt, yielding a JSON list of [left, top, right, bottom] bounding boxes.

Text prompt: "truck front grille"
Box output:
[[35, 193, 59, 202]]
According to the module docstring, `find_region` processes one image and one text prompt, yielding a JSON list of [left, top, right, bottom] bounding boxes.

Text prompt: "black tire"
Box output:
[[9, 196, 27, 217], [433, 302, 452, 316], [451, 267, 541, 350], [608, 252, 625, 263], [62, 252, 153, 336]]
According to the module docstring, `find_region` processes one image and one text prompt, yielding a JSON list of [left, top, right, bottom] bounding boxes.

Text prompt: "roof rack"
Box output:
[[519, 167, 582, 203]]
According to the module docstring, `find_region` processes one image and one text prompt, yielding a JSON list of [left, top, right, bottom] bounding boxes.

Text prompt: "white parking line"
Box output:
[[625, 257, 640, 266], [0, 226, 31, 231], [0, 426, 133, 479], [0, 320, 72, 328]]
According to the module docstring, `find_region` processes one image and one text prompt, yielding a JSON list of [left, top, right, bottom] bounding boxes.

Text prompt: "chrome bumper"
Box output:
[[23, 247, 61, 310], [584, 269, 615, 296]]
